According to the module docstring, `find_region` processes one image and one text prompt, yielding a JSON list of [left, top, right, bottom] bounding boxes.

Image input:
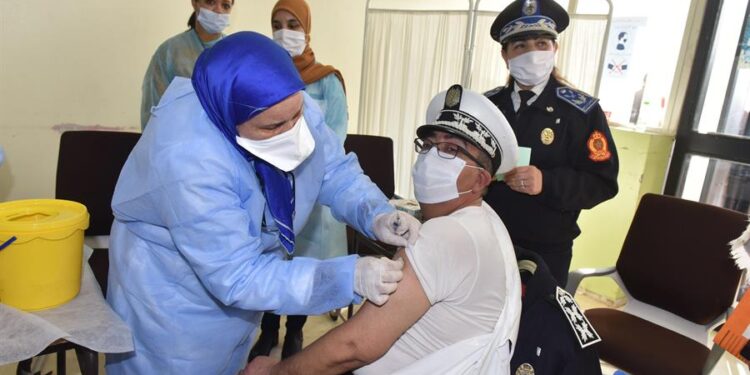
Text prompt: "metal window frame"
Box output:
[[664, 0, 750, 195]]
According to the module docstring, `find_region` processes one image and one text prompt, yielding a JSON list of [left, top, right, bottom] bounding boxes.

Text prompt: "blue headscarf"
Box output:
[[192, 31, 305, 255]]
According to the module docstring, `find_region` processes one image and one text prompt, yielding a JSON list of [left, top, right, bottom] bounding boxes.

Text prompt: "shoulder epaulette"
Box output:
[[484, 86, 505, 98], [554, 287, 602, 349], [556, 87, 599, 114]]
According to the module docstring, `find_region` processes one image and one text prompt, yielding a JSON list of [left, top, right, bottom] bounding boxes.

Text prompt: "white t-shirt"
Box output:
[[356, 202, 518, 374]]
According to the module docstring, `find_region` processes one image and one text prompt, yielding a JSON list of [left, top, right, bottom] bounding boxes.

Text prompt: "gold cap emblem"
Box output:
[[523, 0, 538, 15], [444, 85, 462, 109]]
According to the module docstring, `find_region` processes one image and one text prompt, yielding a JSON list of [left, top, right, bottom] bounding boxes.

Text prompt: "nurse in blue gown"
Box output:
[[105, 32, 420, 375]]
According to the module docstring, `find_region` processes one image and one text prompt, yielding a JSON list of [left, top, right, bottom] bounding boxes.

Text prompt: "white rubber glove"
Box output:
[[372, 211, 421, 247], [354, 256, 404, 305]]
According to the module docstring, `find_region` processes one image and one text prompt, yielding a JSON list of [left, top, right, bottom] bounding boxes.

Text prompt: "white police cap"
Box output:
[[418, 85, 518, 176]]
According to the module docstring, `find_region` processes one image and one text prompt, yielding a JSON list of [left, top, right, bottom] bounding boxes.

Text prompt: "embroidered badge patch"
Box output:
[[587, 130, 611, 162], [555, 287, 602, 348], [556, 87, 598, 114]]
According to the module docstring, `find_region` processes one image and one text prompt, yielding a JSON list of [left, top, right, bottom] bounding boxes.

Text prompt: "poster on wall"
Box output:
[[603, 18, 647, 78], [740, 12, 750, 69]]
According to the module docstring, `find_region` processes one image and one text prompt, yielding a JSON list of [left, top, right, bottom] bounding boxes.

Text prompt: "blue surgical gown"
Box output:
[[296, 73, 349, 260], [106, 77, 393, 374], [140, 29, 220, 129]]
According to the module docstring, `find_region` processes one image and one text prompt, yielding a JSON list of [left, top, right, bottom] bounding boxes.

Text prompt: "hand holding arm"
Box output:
[[354, 256, 404, 305]]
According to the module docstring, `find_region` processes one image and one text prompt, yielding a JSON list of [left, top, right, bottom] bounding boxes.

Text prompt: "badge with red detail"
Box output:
[[587, 131, 611, 162]]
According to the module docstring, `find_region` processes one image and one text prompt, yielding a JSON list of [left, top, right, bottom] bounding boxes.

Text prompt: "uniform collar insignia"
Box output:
[[483, 86, 505, 98], [556, 87, 598, 114], [554, 287, 602, 348]]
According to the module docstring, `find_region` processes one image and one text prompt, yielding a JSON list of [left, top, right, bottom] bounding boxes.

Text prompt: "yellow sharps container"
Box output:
[[0, 199, 89, 311]]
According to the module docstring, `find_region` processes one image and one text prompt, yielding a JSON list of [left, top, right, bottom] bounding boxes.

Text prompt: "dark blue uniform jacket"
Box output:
[[485, 78, 619, 251], [512, 249, 603, 375]]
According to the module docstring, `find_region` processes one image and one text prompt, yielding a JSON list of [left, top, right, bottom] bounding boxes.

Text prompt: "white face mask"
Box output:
[[508, 50, 555, 87], [272, 29, 307, 57], [197, 8, 230, 34], [235, 115, 316, 172], [411, 148, 482, 204]]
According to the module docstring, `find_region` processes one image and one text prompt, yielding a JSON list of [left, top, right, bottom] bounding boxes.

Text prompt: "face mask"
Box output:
[[236, 115, 315, 172], [272, 29, 306, 57], [508, 50, 555, 87], [411, 148, 482, 204], [197, 7, 230, 34]]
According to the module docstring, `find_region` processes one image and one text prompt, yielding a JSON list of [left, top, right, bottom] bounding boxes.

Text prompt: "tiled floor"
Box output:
[[3, 295, 749, 374]]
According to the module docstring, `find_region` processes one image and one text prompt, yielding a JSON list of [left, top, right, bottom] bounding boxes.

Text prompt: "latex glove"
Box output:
[[372, 211, 421, 247], [354, 256, 404, 305]]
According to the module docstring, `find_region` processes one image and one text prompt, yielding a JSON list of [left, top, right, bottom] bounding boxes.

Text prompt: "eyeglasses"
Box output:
[[413, 138, 486, 170]]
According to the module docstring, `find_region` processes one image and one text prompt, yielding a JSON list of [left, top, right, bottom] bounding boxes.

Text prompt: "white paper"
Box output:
[[495, 147, 532, 181], [0, 246, 133, 365]]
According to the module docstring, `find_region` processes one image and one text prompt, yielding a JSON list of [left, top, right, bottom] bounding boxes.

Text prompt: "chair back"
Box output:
[[55, 131, 140, 237], [343, 134, 395, 198], [616, 193, 746, 325], [55, 131, 139, 295]]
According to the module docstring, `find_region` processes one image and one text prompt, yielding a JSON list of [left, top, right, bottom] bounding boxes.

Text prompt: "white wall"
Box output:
[[0, 0, 367, 201]]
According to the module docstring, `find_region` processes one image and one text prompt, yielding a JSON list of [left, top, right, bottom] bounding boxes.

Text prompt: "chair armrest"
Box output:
[[701, 304, 740, 375], [84, 235, 109, 250], [566, 266, 616, 295], [701, 344, 726, 375]]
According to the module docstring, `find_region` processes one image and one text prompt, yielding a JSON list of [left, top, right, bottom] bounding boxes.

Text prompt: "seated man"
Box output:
[[244, 84, 522, 374]]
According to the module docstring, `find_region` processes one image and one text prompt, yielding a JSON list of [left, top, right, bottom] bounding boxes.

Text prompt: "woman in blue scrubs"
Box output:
[[106, 32, 420, 375], [140, 0, 234, 129]]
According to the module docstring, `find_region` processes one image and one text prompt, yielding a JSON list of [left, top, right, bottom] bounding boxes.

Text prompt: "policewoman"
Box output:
[[484, 0, 619, 286]]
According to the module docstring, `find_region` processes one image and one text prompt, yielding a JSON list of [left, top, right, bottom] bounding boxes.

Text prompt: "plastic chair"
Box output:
[[566, 193, 747, 375], [343, 134, 395, 199], [331, 134, 397, 321], [16, 130, 139, 375], [343, 134, 397, 259], [55, 130, 140, 295]]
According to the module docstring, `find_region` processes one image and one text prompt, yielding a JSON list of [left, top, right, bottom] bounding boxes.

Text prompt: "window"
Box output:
[[597, 1, 692, 131], [666, 0, 750, 214]]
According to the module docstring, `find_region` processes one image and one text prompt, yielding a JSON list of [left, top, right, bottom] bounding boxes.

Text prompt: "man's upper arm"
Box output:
[[270, 248, 431, 375], [346, 248, 431, 360]]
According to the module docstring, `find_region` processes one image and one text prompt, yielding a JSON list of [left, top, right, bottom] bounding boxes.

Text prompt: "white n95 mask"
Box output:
[[509, 50, 555, 87], [272, 29, 307, 57], [236, 116, 315, 172], [411, 148, 481, 204], [197, 8, 230, 34]]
